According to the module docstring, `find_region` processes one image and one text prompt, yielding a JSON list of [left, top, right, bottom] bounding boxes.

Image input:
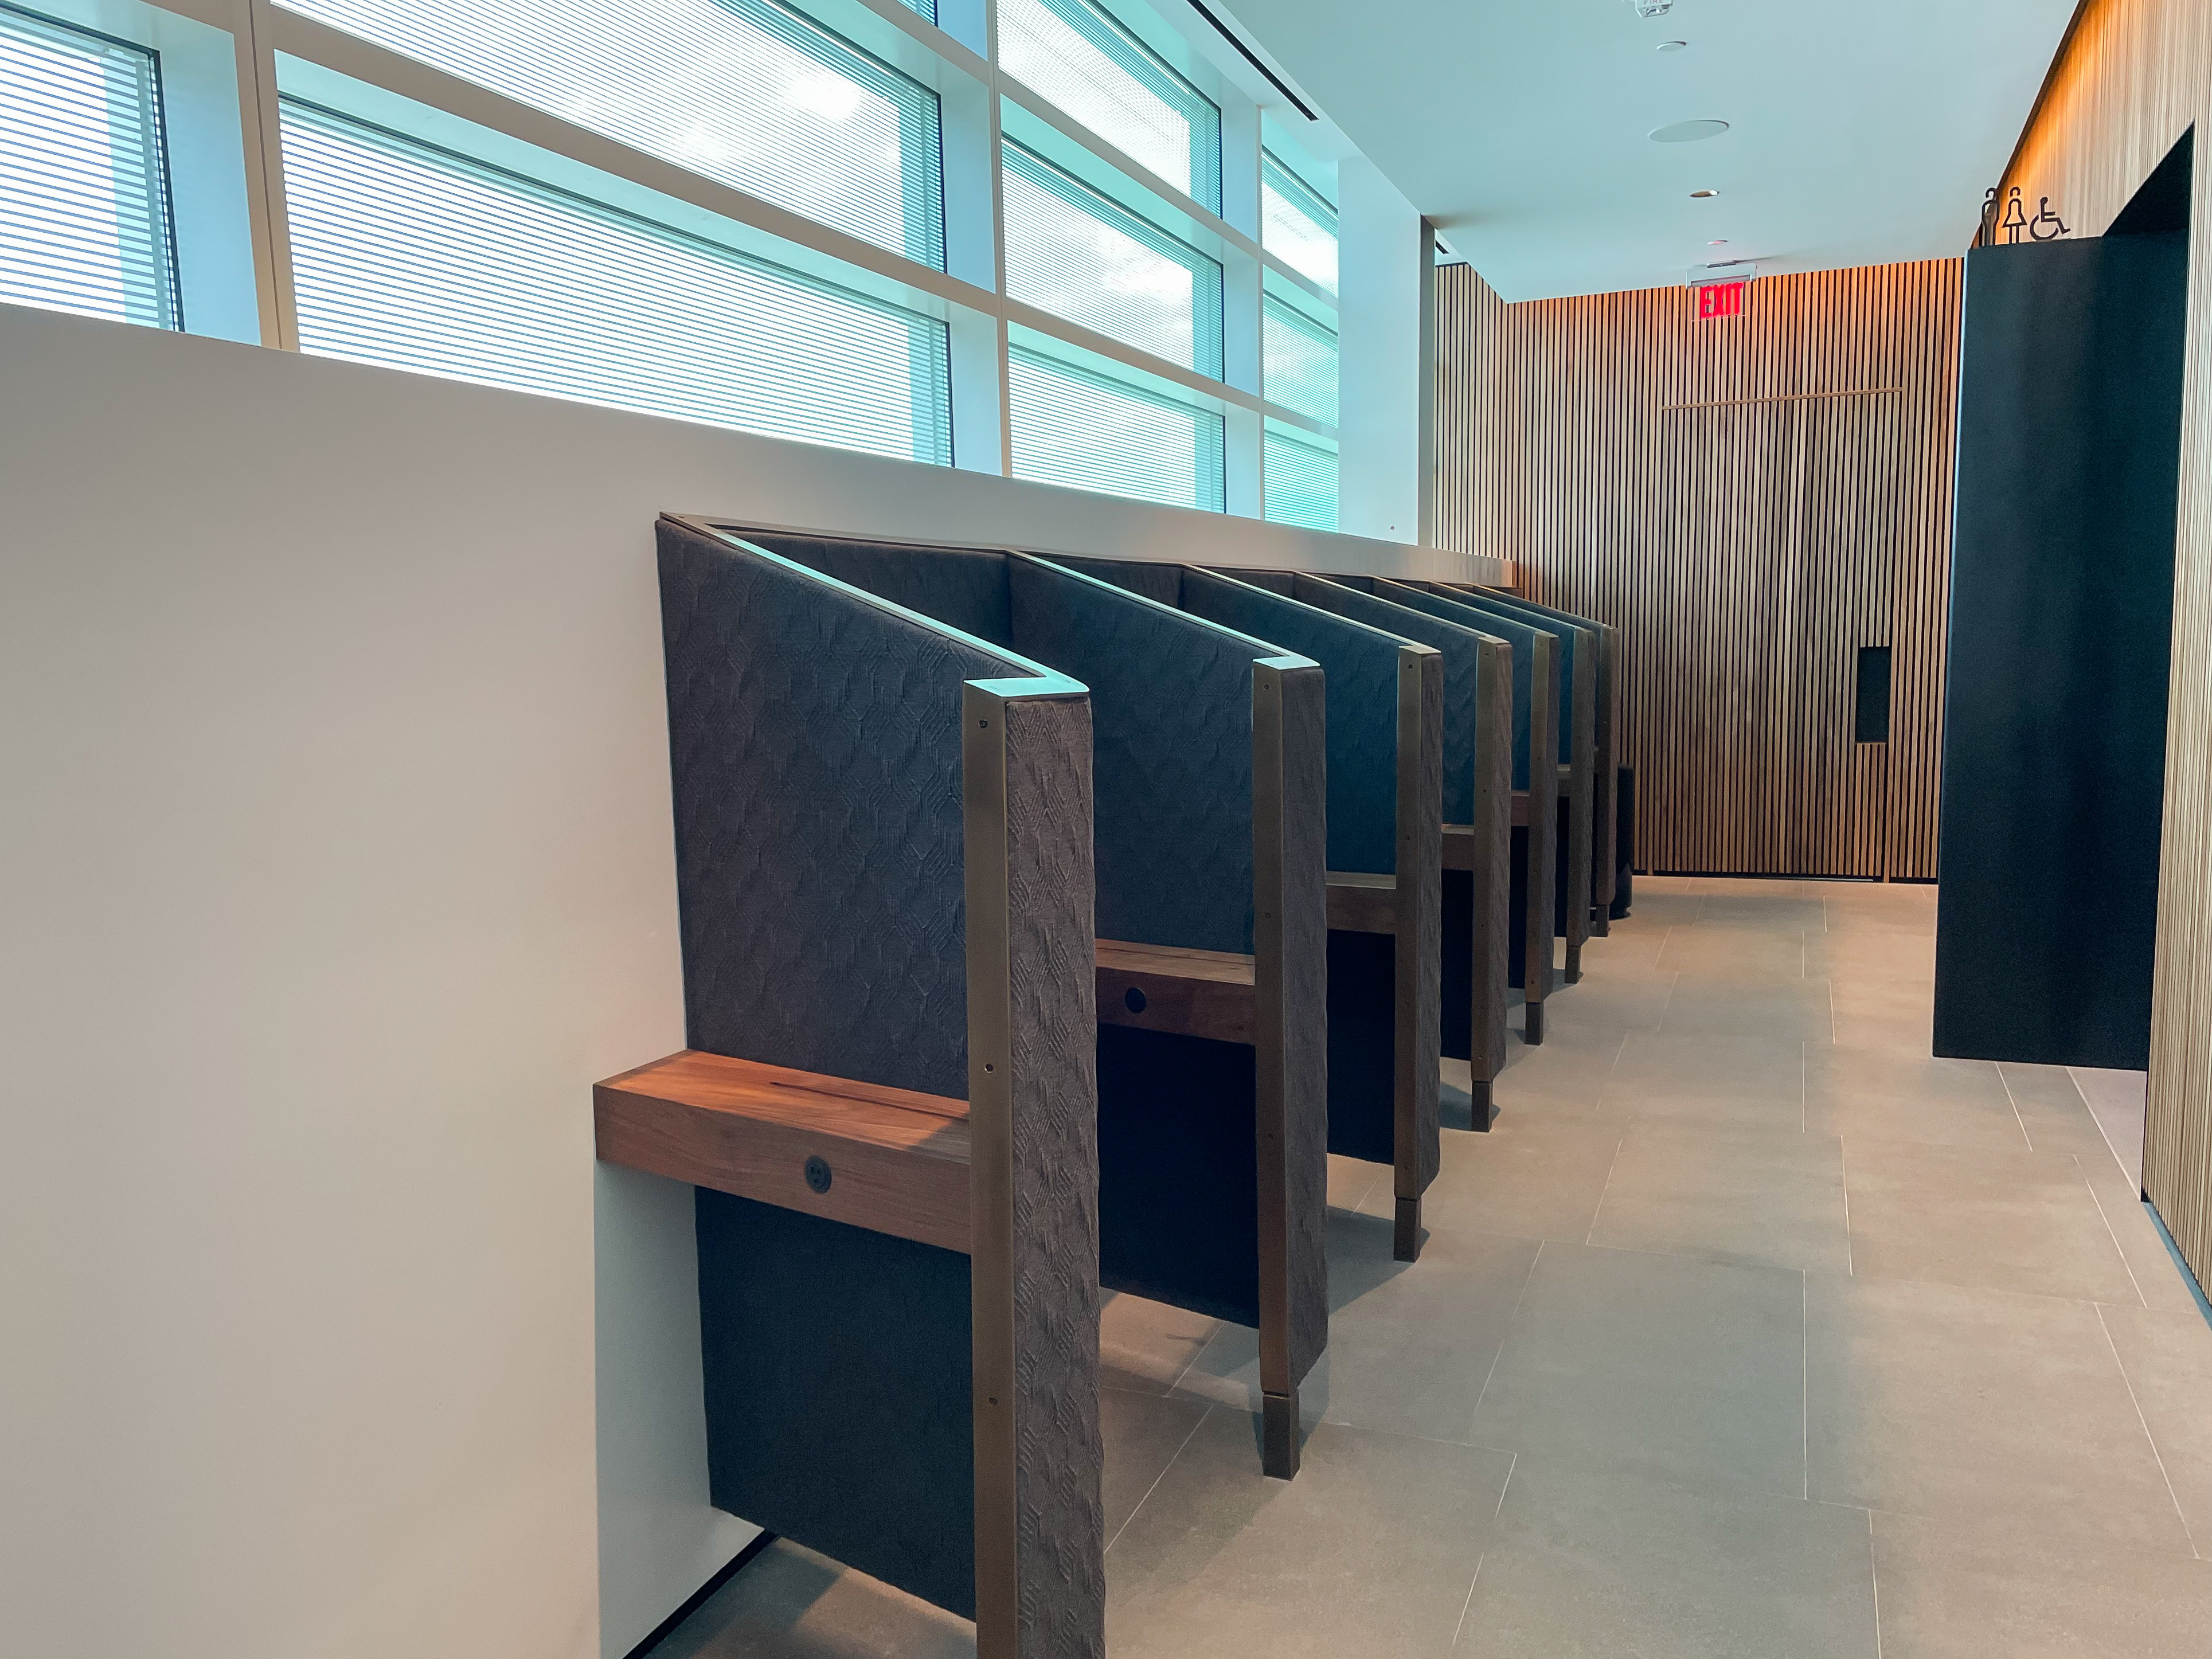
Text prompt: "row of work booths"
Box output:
[[591, 518, 1628, 1656]]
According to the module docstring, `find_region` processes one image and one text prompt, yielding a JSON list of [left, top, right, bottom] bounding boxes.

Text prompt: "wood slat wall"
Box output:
[[1434, 259, 1963, 881], [1999, 0, 2212, 1295]]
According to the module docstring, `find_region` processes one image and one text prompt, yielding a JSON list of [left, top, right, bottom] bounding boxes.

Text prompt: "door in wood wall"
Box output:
[[1648, 390, 1904, 877]]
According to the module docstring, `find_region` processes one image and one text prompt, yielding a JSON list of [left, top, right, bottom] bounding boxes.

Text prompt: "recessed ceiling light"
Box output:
[[1658, 40, 1688, 51], [1690, 189, 1719, 199], [1709, 238, 1728, 245], [1651, 119, 1730, 143]]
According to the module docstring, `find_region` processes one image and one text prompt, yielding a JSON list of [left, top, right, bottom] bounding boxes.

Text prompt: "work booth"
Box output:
[[597, 520, 1108, 1655], [721, 526, 1333, 1477], [1057, 558, 1445, 1262]]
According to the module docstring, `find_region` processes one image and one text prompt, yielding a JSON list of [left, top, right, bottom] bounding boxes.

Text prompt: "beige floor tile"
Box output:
[[1178, 1211, 1541, 1444], [2100, 1302, 2212, 1550], [1102, 1388, 1209, 1543], [1831, 1009, 1936, 1057], [1588, 1121, 1852, 1274], [656, 1537, 974, 1659], [1697, 890, 1829, 931], [1655, 924, 1810, 981], [1104, 1413, 1513, 1659], [1100, 1291, 1217, 1395], [1602, 1030, 1804, 1129], [1327, 1151, 1383, 1212], [1804, 1275, 2192, 1554], [1804, 928, 1936, 987], [1617, 888, 1706, 927], [1870, 1510, 2212, 1659], [1841, 1138, 2140, 1304], [1490, 1025, 1628, 1117], [1456, 1460, 1879, 1658], [1467, 1242, 1806, 1497], [1539, 965, 1679, 1032], [1801, 1044, 2030, 1152], [1361, 1116, 1624, 1241], [1663, 977, 1835, 1040], [1573, 920, 1676, 969]]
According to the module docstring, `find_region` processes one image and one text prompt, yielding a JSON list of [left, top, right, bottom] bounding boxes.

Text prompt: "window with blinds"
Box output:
[[1263, 292, 1335, 425], [1002, 141, 1221, 377], [276, 0, 946, 268], [0, 2, 177, 328], [1264, 425, 1335, 531], [1007, 345, 1222, 511], [996, 0, 1218, 212], [280, 101, 952, 464], [1261, 149, 1336, 295]]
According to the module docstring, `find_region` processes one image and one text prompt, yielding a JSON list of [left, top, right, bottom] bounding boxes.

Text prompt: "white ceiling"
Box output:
[[1218, 0, 2081, 301]]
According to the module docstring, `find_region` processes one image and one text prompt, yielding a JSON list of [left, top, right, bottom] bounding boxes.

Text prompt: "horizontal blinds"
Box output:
[[1008, 345, 1222, 512], [0, 2, 176, 327], [1261, 150, 1336, 295], [997, 0, 1218, 210], [1265, 426, 1335, 532], [1002, 140, 1222, 376], [1263, 292, 1336, 425], [900, 0, 935, 18], [276, 0, 945, 268], [280, 100, 952, 464]]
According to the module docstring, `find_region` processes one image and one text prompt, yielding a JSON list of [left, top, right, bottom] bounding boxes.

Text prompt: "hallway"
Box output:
[[664, 877, 2212, 1658]]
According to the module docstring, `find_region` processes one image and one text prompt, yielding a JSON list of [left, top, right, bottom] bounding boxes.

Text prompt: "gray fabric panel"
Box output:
[[741, 530, 1017, 649], [1226, 567, 1296, 596], [1290, 574, 1482, 825], [658, 520, 1022, 1097], [1404, 651, 1443, 1195], [1470, 641, 1514, 1082], [1044, 554, 1185, 610], [1275, 662, 1331, 1385], [1009, 559, 1256, 955], [1181, 569, 1404, 874], [998, 692, 1107, 1659]]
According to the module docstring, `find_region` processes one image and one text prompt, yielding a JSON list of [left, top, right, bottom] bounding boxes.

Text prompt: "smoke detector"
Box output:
[[1628, 0, 1675, 17]]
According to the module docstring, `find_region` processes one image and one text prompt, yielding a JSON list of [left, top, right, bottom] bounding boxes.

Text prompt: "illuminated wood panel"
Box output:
[[1434, 259, 1962, 881], [1999, 0, 2212, 1296]]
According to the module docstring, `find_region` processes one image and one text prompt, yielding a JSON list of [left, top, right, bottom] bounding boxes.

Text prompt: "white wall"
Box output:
[[0, 303, 1494, 1659], [1337, 158, 1431, 545]]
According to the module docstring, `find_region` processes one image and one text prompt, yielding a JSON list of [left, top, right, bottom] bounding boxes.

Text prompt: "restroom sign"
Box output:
[[1695, 279, 1746, 320]]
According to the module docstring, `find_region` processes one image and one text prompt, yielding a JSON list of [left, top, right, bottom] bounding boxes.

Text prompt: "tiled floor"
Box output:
[[656, 877, 2212, 1657]]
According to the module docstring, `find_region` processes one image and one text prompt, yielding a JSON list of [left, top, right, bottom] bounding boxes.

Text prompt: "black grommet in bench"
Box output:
[[1124, 986, 1147, 1014], [804, 1155, 832, 1194]]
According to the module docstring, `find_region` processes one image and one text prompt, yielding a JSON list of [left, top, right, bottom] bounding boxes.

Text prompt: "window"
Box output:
[[1263, 292, 1335, 424], [1261, 148, 1335, 295], [1008, 344, 1222, 511], [280, 101, 952, 464], [1002, 140, 1221, 376], [996, 0, 1218, 212], [276, 0, 947, 268], [1264, 425, 1335, 532], [0, 1, 177, 327]]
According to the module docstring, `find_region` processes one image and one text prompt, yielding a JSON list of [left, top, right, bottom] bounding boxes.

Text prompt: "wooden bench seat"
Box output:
[[595, 1051, 971, 1254], [1325, 871, 1398, 934], [1095, 939, 1257, 1044]]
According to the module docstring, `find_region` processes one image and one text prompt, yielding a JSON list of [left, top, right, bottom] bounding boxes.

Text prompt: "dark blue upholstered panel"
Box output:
[[1181, 569, 1404, 875], [1324, 930, 1397, 1164], [740, 530, 1015, 649], [1046, 554, 1186, 609], [697, 1194, 977, 1617], [659, 521, 1028, 1099], [1009, 559, 1259, 956], [1290, 574, 1484, 825], [1451, 596, 1578, 766], [1386, 586, 1545, 791]]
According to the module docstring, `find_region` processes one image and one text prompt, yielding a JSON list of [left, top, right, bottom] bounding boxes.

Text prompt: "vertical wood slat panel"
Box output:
[[1432, 258, 1963, 882], [1996, 0, 2212, 1301]]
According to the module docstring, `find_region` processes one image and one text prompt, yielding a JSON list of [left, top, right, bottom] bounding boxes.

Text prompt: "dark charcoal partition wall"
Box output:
[[1936, 229, 2187, 1069], [745, 534, 1330, 1461], [654, 521, 1103, 1648]]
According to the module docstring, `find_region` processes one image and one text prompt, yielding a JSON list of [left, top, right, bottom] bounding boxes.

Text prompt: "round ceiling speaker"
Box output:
[[1650, 119, 1730, 143]]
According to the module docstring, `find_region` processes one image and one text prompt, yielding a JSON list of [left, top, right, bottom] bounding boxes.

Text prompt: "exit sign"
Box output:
[[1696, 280, 1747, 320]]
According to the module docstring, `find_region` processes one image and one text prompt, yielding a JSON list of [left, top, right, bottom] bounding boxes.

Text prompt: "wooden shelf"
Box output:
[[1096, 938, 1257, 1045], [1326, 871, 1398, 934], [595, 1051, 971, 1254]]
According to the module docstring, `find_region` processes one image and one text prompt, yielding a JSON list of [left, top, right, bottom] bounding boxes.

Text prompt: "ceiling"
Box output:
[[1219, 0, 2081, 302]]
